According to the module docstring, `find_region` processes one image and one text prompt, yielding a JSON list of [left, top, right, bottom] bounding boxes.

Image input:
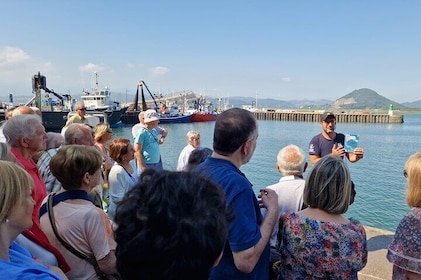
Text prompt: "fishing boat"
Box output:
[[25, 72, 127, 131], [122, 80, 193, 125], [191, 112, 218, 122], [189, 97, 218, 122], [81, 72, 125, 112]]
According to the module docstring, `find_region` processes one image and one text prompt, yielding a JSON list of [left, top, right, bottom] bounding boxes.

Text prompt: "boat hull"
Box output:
[[41, 107, 127, 131], [121, 111, 193, 124], [191, 113, 218, 122], [159, 115, 193, 123], [120, 111, 139, 125]]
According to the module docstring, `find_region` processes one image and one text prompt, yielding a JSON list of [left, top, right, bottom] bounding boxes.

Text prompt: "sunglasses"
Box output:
[[78, 108, 86, 111], [403, 170, 408, 178], [107, 129, 113, 133]]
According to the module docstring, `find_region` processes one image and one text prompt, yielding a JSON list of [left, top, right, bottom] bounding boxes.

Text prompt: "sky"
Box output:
[[1, 0, 421, 104]]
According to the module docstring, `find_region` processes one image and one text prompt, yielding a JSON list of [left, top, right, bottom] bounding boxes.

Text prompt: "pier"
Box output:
[[252, 111, 404, 123]]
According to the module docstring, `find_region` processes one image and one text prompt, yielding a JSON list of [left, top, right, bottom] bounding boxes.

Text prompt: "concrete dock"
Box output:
[[358, 226, 394, 280]]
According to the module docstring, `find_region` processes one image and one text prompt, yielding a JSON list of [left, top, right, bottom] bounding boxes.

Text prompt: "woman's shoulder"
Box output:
[[393, 207, 421, 240], [110, 163, 125, 172], [5, 242, 62, 279], [387, 208, 421, 274]]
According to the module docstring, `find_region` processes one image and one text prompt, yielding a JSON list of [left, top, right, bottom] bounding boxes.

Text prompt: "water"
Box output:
[[112, 114, 421, 232]]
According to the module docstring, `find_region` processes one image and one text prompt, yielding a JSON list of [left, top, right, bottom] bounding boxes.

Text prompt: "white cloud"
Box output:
[[149, 66, 169, 77], [281, 77, 291, 82], [78, 63, 104, 73], [0, 46, 30, 69]]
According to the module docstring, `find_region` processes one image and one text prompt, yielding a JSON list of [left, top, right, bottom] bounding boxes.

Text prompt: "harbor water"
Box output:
[[112, 114, 421, 232]]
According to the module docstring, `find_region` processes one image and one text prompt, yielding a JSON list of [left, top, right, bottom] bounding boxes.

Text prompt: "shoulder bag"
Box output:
[[46, 193, 120, 280]]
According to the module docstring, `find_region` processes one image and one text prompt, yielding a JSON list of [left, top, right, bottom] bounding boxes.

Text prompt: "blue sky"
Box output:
[[1, 1, 421, 104]]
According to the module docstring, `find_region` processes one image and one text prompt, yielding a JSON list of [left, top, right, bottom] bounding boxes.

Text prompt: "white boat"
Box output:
[[81, 72, 123, 112]]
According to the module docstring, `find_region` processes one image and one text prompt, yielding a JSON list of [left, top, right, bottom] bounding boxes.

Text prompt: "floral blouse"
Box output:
[[277, 212, 367, 280], [387, 207, 421, 279]]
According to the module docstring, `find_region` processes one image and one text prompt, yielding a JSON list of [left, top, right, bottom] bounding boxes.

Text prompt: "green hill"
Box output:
[[333, 88, 404, 110]]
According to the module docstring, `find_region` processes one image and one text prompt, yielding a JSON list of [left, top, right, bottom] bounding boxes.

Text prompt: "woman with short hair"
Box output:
[[39, 145, 117, 279], [387, 152, 421, 279], [107, 138, 138, 221], [276, 156, 367, 279]]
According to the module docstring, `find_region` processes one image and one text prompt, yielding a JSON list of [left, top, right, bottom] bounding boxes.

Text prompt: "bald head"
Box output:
[[12, 106, 34, 117], [64, 123, 94, 146], [30, 107, 42, 118]]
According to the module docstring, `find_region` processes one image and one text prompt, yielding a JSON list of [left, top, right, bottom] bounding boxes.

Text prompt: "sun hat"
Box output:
[[144, 109, 160, 123]]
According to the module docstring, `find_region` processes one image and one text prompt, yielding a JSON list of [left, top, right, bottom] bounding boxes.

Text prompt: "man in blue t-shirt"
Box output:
[[309, 112, 364, 166], [134, 109, 163, 171], [195, 108, 279, 280]]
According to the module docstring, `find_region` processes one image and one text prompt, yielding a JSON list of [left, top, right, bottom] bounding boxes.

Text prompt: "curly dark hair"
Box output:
[[114, 170, 228, 280]]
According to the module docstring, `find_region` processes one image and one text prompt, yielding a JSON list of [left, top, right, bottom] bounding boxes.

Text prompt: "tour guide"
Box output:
[[309, 112, 364, 166]]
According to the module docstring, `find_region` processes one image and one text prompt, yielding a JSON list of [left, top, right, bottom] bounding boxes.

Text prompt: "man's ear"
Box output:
[[276, 163, 282, 173], [20, 137, 29, 148], [242, 139, 253, 156]]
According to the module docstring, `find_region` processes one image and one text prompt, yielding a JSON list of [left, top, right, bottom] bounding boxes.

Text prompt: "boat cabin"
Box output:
[[82, 88, 121, 111]]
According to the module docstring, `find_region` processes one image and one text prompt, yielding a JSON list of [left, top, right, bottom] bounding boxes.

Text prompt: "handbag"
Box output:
[[46, 193, 120, 280]]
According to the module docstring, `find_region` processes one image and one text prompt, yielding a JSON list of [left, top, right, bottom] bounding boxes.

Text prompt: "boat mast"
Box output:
[[94, 72, 99, 91]]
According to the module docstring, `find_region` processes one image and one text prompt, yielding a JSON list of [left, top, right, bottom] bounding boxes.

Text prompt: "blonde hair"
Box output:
[[94, 123, 110, 142], [0, 161, 33, 222], [405, 152, 421, 207]]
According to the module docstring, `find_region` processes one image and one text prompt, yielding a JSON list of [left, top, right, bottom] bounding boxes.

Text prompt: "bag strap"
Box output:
[[46, 193, 98, 268], [40, 190, 92, 217]]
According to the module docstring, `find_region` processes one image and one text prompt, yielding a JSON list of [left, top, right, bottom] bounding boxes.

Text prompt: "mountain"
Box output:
[[401, 100, 421, 109], [205, 88, 404, 110], [205, 96, 332, 109], [332, 88, 405, 110], [134, 88, 408, 111]]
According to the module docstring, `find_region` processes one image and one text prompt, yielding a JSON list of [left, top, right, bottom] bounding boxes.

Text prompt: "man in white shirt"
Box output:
[[261, 144, 308, 261]]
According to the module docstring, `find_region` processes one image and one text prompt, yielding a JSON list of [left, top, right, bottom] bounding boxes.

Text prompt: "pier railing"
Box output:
[[252, 112, 403, 123]]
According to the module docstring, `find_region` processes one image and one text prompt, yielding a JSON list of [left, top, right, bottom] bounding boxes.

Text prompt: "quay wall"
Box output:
[[252, 112, 404, 123]]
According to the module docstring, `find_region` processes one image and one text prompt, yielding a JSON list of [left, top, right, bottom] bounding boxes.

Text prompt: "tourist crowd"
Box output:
[[0, 104, 419, 279]]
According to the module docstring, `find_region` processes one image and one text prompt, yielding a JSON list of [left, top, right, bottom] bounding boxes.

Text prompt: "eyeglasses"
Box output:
[[78, 108, 86, 111], [403, 170, 408, 178]]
